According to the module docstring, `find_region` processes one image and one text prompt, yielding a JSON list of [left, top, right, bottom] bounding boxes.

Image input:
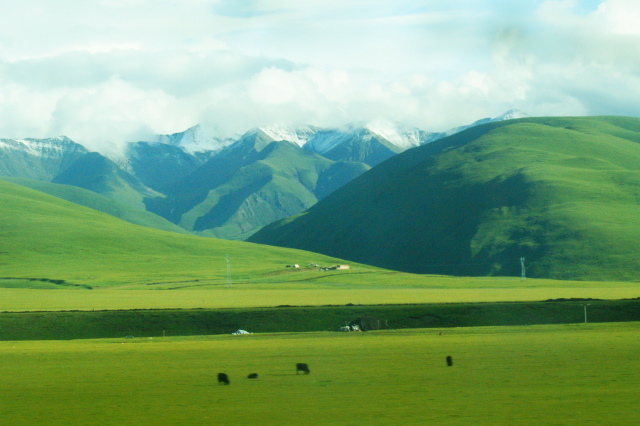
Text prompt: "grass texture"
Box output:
[[0, 323, 638, 424]]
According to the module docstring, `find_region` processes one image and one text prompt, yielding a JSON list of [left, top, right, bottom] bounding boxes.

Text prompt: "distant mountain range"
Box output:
[[4, 111, 638, 281], [0, 110, 527, 239], [250, 116, 640, 281]]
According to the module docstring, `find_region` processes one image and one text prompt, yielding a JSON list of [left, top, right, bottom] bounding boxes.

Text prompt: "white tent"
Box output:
[[231, 329, 251, 335]]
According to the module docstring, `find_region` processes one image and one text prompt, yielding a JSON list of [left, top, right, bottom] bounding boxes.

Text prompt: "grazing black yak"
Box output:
[[296, 363, 310, 374], [446, 356, 453, 367], [247, 373, 258, 379], [218, 373, 230, 385]]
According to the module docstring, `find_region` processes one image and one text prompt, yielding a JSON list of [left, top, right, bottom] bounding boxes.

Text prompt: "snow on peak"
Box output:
[[303, 120, 434, 155], [303, 129, 352, 154], [156, 124, 236, 154], [0, 136, 86, 157], [496, 109, 528, 121], [256, 124, 318, 147], [363, 119, 425, 150]]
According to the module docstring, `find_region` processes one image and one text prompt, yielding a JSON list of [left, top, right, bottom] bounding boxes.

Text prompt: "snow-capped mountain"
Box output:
[[126, 109, 528, 168], [228, 121, 432, 160], [302, 121, 437, 166], [497, 109, 528, 121], [302, 129, 353, 155], [362, 119, 433, 151], [156, 124, 236, 155], [254, 124, 319, 147], [0, 136, 89, 181], [0, 109, 531, 242], [0, 136, 87, 158]]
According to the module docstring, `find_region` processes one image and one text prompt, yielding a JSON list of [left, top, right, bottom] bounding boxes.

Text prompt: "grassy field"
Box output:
[[0, 322, 638, 425], [2, 273, 640, 312], [3, 173, 640, 300], [0, 178, 360, 287], [1, 284, 640, 312], [0, 176, 191, 234]]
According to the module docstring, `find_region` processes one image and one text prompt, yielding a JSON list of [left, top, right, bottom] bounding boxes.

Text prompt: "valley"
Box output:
[[3, 2, 640, 424], [2, 115, 640, 318], [2, 116, 640, 426], [0, 111, 524, 241]]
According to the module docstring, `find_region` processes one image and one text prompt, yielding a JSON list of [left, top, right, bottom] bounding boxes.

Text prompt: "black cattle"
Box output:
[[446, 356, 453, 367], [218, 373, 230, 385], [296, 363, 310, 374], [247, 373, 258, 379]]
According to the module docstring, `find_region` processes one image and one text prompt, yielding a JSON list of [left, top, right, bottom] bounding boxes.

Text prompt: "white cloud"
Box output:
[[48, 77, 189, 153], [596, 0, 640, 34], [0, 84, 61, 138], [0, 0, 639, 152]]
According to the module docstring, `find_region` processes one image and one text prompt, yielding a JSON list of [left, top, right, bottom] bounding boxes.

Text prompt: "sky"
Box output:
[[1, 0, 639, 152]]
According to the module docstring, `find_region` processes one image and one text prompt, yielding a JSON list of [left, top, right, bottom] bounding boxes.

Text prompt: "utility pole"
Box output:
[[583, 304, 590, 324], [520, 257, 526, 281]]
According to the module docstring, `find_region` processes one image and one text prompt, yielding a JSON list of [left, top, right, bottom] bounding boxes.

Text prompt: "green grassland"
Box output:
[[2, 155, 640, 425], [0, 323, 638, 425], [1, 279, 640, 312], [2, 153, 640, 333], [52, 152, 163, 211], [5, 177, 638, 301], [0, 179, 352, 286], [0, 176, 190, 234], [2, 176, 640, 320]]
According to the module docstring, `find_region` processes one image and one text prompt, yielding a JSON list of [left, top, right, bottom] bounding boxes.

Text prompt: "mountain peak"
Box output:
[[156, 124, 235, 154], [0, 135, 88, 157], [496, 109, 528, 121], [256, 123, 319, 147], [362, 119, 426, 151]]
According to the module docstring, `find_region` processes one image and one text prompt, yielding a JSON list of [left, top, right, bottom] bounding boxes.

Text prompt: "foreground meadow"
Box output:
[[0, 322, 638, 425]]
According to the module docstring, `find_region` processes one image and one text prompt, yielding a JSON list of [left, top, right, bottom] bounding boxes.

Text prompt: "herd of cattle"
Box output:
[[217, 358, 454, 385], [217, 363, 310, 385]]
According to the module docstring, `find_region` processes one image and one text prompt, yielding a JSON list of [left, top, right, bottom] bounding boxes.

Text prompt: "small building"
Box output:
[[337, 265, 350, 270]]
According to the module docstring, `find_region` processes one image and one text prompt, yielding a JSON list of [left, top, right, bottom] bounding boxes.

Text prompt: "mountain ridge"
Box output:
[[249, 116, 640, 281], [0, 110, 530, 240]]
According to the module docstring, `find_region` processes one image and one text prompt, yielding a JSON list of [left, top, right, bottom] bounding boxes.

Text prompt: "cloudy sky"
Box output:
[[1, 0, 639, 151]]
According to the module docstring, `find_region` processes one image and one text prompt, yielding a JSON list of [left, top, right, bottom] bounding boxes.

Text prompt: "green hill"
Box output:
[[53, 152, 162, 211], [148, 140, 369, 239], [250, 116, 640, 281], [0, 180, 348, 286], [0, 176, 189, 235]]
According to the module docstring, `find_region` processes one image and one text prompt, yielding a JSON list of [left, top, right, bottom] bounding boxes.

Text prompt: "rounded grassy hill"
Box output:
[[250, 116, 640, 281]]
